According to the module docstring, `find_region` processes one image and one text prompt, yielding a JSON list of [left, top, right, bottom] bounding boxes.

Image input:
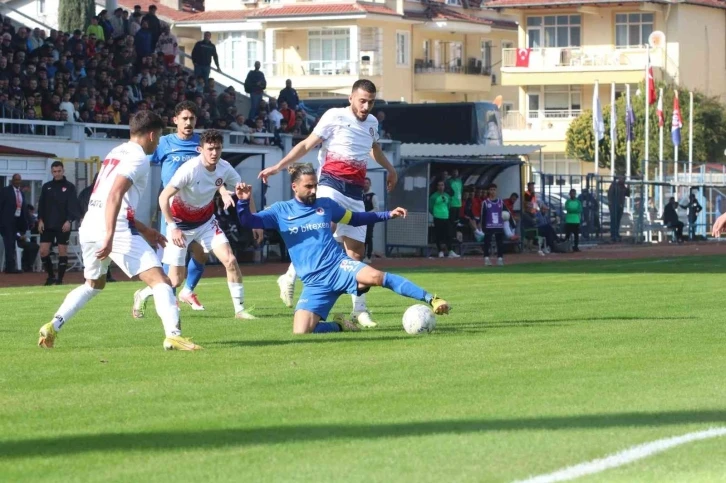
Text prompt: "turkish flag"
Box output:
[[515, 48, 531, 67]]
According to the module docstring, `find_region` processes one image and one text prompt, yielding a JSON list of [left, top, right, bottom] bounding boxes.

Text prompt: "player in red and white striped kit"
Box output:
[[158, 129, 255, 320]]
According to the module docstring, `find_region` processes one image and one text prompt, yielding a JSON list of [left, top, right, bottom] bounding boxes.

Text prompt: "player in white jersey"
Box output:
[[37, 112, 202, 351], [259, 79, 397, 328], [157, 129, 255, 319]]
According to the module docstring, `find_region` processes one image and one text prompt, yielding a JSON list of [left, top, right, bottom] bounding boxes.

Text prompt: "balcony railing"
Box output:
[[502, 46, 662, 70], [414, 59, 491, 76], [503, 110, 581, 130], [265, 60, 381, 78]]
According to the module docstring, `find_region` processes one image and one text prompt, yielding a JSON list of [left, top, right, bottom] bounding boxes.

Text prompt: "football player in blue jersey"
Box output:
[[132, 101, 235, 318], [236, 163, 450, 334]]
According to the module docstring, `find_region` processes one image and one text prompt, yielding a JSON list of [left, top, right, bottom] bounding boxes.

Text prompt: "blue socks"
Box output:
[[185, 257, 205, 292], [383, 273, 432, 304], [313, 322, 342, 333]]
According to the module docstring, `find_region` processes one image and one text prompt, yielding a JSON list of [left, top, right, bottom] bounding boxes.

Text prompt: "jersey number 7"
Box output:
[[92, 158, 121, 194]]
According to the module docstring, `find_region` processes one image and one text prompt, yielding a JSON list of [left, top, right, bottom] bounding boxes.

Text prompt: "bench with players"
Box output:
[[37, 80, 451, 351]]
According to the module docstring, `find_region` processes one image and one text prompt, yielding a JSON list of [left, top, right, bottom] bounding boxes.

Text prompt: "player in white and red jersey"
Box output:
[[37, 111, 202, 351], [259, 79, 397, 328], [158, 129, 255, 320]]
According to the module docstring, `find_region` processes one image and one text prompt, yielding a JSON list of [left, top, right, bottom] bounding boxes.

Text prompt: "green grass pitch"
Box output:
[[2, 256, 726, 482]]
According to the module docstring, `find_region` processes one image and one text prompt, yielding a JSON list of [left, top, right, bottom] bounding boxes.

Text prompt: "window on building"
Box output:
[[615, 13, 654, 48], [526, 15, 581, 48], [446, 0, 462, 5], [423, 39, 430, 64], [308, 29, 351, 75], [396, 31, 410, 66], [38, 0, 45, 14], [527, 86, 582, 118], [481, 40, 492, 72]]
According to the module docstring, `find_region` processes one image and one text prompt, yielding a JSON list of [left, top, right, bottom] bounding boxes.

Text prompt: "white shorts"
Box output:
[[80, 229, 162, 280], [317, 185, 367, 243], [162, 217, 229, 266]]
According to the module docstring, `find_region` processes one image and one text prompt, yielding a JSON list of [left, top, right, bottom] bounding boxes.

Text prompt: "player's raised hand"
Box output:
[[386, 170, 398, 192], [235, 182, 253, 201], [389, 207, 407, 219], [258, 165, 280, 184], [712, 213, 726, 237]]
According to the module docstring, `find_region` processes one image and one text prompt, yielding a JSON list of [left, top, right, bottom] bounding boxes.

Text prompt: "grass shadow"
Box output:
[[3, 410, 726, 459]]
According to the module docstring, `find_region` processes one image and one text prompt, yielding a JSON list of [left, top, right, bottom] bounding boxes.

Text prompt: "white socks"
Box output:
[[285, 264, 297, 281], [228, 281, 245, 313], [53, 284, 102, 330], [152, 283, 181, 337], [138, 285, 154, 301], [352, 293, 367, 313]]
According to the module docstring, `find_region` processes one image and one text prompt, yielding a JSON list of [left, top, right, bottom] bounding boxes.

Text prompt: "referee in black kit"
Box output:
[[38, 161, 80, 285]]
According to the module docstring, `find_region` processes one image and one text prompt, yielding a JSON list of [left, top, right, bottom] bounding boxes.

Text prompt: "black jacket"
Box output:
[[277, 87, 299, 109], [244, 69, 266, 94], [191, 40, 219, 68], [0, 184, 28, 232], [38, 177, 80, 230], [663, 203, 681, 226]]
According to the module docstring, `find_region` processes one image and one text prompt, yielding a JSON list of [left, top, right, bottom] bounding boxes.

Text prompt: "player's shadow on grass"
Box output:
[[4, 410, 726, 459], [212, 335, 417, 347]]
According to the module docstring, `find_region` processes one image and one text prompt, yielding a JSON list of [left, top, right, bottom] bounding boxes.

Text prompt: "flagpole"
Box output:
[[689, 91, 694, 183], [658, 87, 664, 215], [644, 44, 650, 224], [674, 90, 679, 186], [626, 84, 631, 180], [610, 82, 616, 178], [594, 80, 600, 172]]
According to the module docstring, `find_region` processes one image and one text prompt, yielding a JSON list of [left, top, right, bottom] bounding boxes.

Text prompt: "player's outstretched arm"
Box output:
[[337, 207, 407, 227], [371, 143, 398, 192], [235, 183, 267, 229], [258, 133, 322, 183], [97, 176, 133, 260]]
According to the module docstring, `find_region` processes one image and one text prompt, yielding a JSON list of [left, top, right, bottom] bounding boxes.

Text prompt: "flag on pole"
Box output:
[[647, 56, 656, 105], [610, 98, 617, 141], [593, 85, 605, 141], [625, 97, 635, 142], [672, 90, 683, 146], [656, 90, 664, 127]]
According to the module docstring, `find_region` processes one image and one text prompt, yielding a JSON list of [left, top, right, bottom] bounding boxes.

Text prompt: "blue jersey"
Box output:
[[151, 133, 201, 187], [254, 198, 352, 284]]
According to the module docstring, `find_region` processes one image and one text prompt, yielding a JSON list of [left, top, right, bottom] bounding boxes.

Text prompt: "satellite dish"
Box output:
[[648, 31, 666, 49], [493, 95, 503, 109]]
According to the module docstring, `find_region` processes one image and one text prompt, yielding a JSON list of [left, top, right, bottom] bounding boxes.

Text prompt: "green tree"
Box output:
[[565, 81, 726, 176], [58, 0, 95, 35]]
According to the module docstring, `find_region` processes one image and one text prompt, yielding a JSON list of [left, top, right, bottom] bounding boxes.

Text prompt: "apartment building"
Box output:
[[142, 0, 518, 107], [486, 0, 726, 176]]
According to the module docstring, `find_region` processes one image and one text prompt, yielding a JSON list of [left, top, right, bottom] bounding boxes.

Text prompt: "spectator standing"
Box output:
[[0, 173, 27, 273], [86, 17, 105, 42], [682, 192, 702, 240], [363, 177, 379, 263], [471, 187, 485, 231], [135, 21, 154, 59], [376, 110, 391, 139], [564, 188, 582, 252], [429, 180, 459, 259], [578, 188, 597, 239], [110, 8, 126, 40], [157, 27, 178, 67], [142, 5, 162, 48], [446, 168, 463, 225], [277, 79, 299, 110], [244, 61, 266, 120], [18, 204, 39, 272], [481, 183, 505, 266], [98, 10, 114, 42], [607, 176, 630, 242], [191, 32, 219, 83], [663, 197, 684, 242], [38, 161, 80, 285], [129, 13, 142, 36]]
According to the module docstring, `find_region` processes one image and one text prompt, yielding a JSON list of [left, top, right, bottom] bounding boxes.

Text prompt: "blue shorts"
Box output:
[[296, 258, 366, 320]]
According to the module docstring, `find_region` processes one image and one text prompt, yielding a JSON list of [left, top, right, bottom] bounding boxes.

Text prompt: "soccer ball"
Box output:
[[502, 211, 510, 221], [402, 304, 437, 334]]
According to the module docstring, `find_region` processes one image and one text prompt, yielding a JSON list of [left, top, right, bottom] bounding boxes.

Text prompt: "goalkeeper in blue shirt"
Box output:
[[236, 164, 450, 333]]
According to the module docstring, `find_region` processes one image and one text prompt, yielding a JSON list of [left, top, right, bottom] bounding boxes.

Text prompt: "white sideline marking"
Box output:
[[514, 427, 726, 483]]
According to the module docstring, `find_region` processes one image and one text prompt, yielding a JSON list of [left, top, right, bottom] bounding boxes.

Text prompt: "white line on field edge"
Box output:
[[514, 427, 726, 483]]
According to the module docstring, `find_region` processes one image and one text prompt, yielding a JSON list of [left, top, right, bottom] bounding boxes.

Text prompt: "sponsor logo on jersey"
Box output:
[[369, 127, 375, 137], [288, 221, 330, 235], [315, 207, 325, 216], [215, 178, 223, 187], [62, 187, 67, 192], [340, 259, 360, 272]]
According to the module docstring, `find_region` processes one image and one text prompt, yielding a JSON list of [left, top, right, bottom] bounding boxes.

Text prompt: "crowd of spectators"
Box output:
[[0, 9, 276, 141]]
